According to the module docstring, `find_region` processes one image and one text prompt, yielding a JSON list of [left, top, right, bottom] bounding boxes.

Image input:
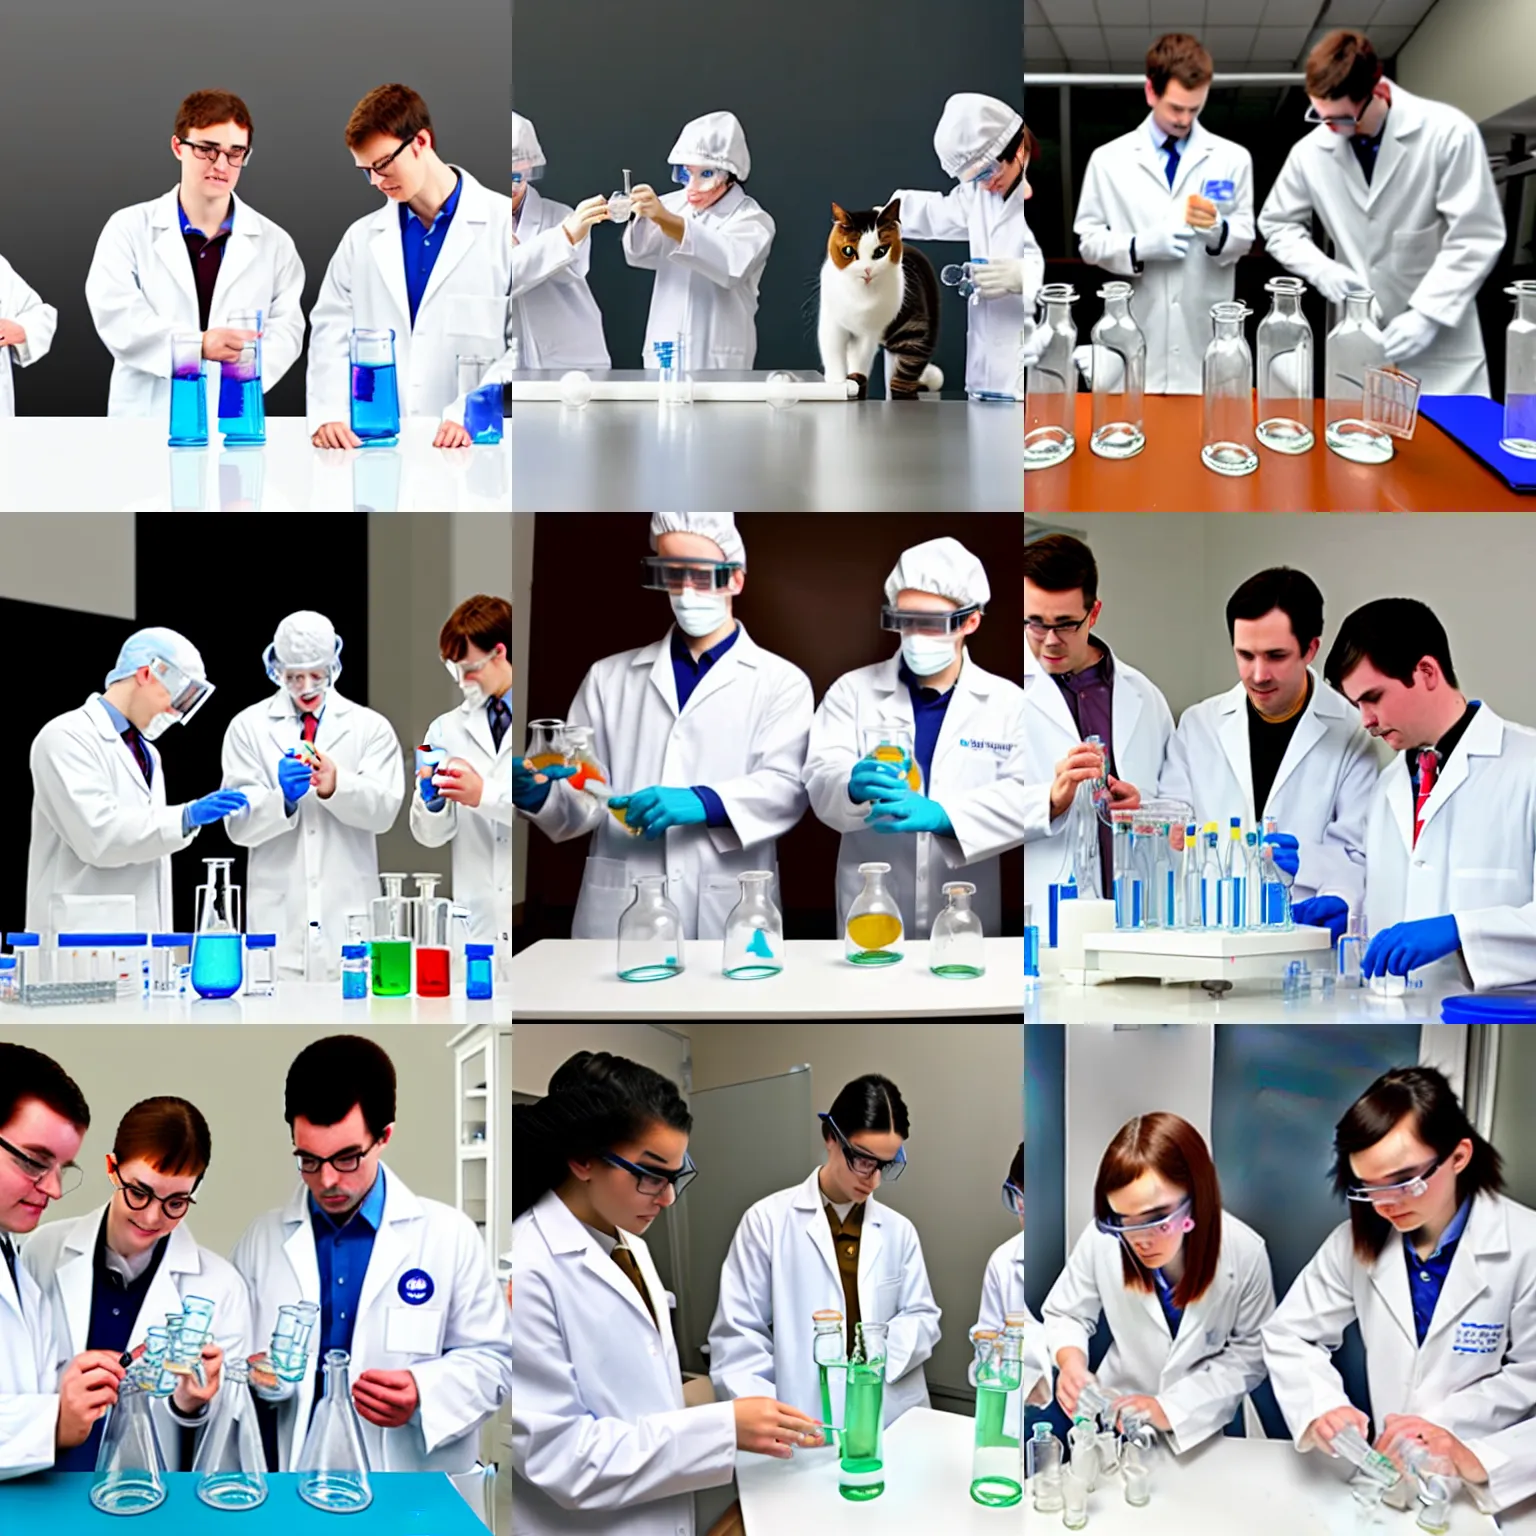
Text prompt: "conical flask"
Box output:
[[193, 1357, 269, 1510], [191, 856, 244, 999], [616, 876, 686, 982], [929, 881, 985, 978], [91, 1366, 168, 1514], [295, 1348, 373, 1512], [370, 872, 413, 997], [844, 862, 904, 966]]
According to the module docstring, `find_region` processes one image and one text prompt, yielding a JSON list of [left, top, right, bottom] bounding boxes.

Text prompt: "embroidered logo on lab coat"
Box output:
[[958, 738, 1016, 753], [399, 1268, 435, 1305], [1452, 1320, 1504, 1355]]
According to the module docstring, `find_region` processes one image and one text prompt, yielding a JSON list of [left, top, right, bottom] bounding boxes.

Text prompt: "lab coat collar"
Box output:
[[451, 687, 503, 758], [531, 1190, 662, 1331], [792, 1167, 889, 1300], [1387, 700, 1504, 851], [0, 1230, 26, 1323], [147, 185, 271, 316], [1315, 81, 1424, 212], [1133, 114, 1211, 197], [1211, 669, 1338, 814], [637, 622, 764, 719], [872, 646, 989, 703], [82, 693, 157, 802], [1025, 639, 1133, 750], [279, 1160, 420, 1234], [1368, 1192, 1506, 1347], [262, 687, 356, 748], [366, 166, 495, 324], [688, 182, 747, 225]]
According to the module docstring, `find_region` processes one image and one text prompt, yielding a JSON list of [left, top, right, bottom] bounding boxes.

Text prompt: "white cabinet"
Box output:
[[450, 1024, 510, 1275]]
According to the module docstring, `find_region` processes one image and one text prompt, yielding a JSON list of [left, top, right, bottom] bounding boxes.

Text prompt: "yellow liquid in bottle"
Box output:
[[526, 753, 568, 770], [870, 745, 921, 792], [847, 913, 902, 950]]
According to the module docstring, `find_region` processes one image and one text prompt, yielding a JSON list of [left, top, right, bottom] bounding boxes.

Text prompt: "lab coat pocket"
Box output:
[[873, 1277, 902, 1326], [1397, 224, 1441, 281], [384, 1304, 446, 1358], [697, 876, 740, 943], [1449, 867, 1525, 912], [571, 855, 633, 940]]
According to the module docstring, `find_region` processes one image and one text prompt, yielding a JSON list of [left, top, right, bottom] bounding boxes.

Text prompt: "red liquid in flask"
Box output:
[[416, 946, 451, 997]]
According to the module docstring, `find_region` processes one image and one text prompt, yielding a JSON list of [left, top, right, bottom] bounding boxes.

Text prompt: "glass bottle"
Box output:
[[295, 1349, 373, 1512], [1067, 1417, 1100, 1490], [1221, 817, 1247, 932], [838, 1321, 887, 1503], [522, 718, 568, 773], [465, 942, 495, 1000], [858, 724, 921, 792], [340, 943, 370, 999], [721, 870, 784, 980], [844, 862, 904, 966], [412, 872, 453, 997], [349, 327, 401, 448], [1200, 823, 1222, 929], [1501, 280, 1536, 459], [1338, 913, 1366, 987], [90, 1361, 168, 1514], [969, 1323, 1024, 1508], [1200, 301, 1258, 476], [1325, 291, 1394, 463], [1088, 281, 1146, 459], [369, 873, 413, 997], [812, 1309, 846, 1453], [1111, 810, 1141, 929], [1261, 815, 1294, 929], [242, 934, 277, 997], [1023, 283, 1078, 470], [1244, 830, 1262, 928], [168, 332, 208, 448], [1180, 822, 1202, 930], [191, 858, 243, 999], [929, 881, 985, 978], [1027, 1421, 1064, 1512], [1256, 276, 1315, 453], [193, 1356, 268, 1509], [617, 876, 685, 982]]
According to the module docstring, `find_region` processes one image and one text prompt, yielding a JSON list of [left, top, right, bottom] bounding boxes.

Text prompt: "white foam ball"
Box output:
[[559, 370, 593, 409], [765, 371, 800, 411]]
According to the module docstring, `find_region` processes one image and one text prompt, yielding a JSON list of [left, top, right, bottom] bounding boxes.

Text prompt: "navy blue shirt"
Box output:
[[400, 175, 462, 326], [1405, 1196, 1471, 1346], [898, 661, 955, 792], [310, 1169, 387, 1360], [1152, 1267, 1184, 1340], [671, 625, 741, 828]]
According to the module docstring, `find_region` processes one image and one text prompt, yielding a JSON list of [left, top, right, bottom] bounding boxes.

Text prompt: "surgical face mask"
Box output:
[[901, 633, 958, 677], [670, 588, 730, 637], [141, 710, 181, 742]]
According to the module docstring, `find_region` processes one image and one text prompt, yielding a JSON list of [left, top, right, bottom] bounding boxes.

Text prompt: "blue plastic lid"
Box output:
[[0, 957, 15, 970], [152, 933, 196, 946], [466, 944, 494, 959], [57, 933, 149, 946], [244, 934, 277, 949], [342, 944, 369, 959], [1440, 991, 1536, 1023], [6, 933, 39, 947]]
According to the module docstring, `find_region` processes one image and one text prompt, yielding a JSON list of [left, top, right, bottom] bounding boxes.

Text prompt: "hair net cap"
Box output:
[[884, 537, 990, 609], [272, 611, 339, 669], [649, 513, 746, 567], [667, 111, 751, 181], [106, 627, 207, 688], [934, 94, 1023, 179], [512, 111, 546, 170]]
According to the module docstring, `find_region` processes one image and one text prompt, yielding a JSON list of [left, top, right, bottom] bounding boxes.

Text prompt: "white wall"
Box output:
[[0, 515, 136, 618], [1400, 0, 1536, 132]]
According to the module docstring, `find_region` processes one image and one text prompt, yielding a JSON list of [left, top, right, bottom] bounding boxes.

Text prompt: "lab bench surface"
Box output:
[[1025, 395, 1529, 511], [511, 938, 1023, 1018], [736, 1406, 1018, 1536]]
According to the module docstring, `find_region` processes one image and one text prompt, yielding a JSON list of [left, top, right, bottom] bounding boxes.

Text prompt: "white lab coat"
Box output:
[[510, 185, 610, 369], [1021, 643, 1175, 918], [512, 1190, 737, 1535], [21, 1206, 251, 1465], [1043, 1214, 1275, 1454], [220, 690, 406, 979], [974, 1233, 1044, 1438], [26, 693, 199, 944], [231, 1166, 512, 1503], [1361, 703, 1536, 991], [622, 184, 775, 369], [1075, 117, 1256, 394], [1156, 671, 1381, 907], [522, 625, 812, 941], [1261, 1193, 1536, 1452], [1258, 83, 1504, 396], [708, 1168, 942, 1428], [803, 649, 1030, 936], [0, 1232, 65, 1481], [891, 180, 1039, 398], [84, 188, 305, 419], [1465, 1415, 1536, 1516], [0, 253, 58, 418], [305, 168, 514, 432]]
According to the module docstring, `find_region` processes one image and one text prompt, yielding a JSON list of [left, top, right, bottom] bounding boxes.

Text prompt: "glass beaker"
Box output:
[[930, 881, 985, 978], [1338, 914, 1366, 987], [559, 725, 607, 794], [191, 859, 243, 999], [1024, 283, 1078, 470], [1326, 292, 1394, 463], [1061, 1466, 1089, 1529], [295, 1349, 373, 1512], [858, 725, 920, 792], [1256, 276, 1314, 453], [838, 1322, 887, 1502], [350, 328, 401, 447], [1502, 280, 1536, 459], [616, 876, 685, 982], [1200, 301, 1258, 476], [90, 1364, 168, 1514], [969, 1325, 1024, 1507], [608, 168, 634, 222], [218, 310, 266, 446], [168, 332, 209, 448], [193, 1356, 268, 1510], [1088, 281, 1146, 459], [812, 1309, 846, 1453], [722, 870, 784, 980], [458, 354, 504, 445], [844, 862, 904, 966], [522, 718, 568, 773], [370, 873, 413, 996], [412, 873, 453, 997]]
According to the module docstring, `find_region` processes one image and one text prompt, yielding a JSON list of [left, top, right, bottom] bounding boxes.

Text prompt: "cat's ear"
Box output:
[[879, 197, 902, 226], [830, 202, 850, 227]]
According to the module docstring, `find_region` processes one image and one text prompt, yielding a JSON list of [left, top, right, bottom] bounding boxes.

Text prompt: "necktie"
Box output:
[[1162, 135, 1181, 189], [610, 1245, 658, 1328], [122, 725, 152, 784], [489, 697, 510, 753], [300, 713, 319, 746], [1413, 749, 1439, 848], [1, 1234, 19, 1306]]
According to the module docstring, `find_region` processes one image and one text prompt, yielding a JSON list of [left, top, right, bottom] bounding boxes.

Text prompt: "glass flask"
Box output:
[[90, 1360, 168, 1514], [168, 332, 208, 448], [1028, 1422, 1065, 1512], [721, 870, 784, 980], [370, 872, 413, 997], [858, 724, 921, 792], [1111, 809, 1142, 929], [930, 881, 985, 978], [607, 168, 634, 222], [1261, 815, 1294, 928], [1200, 301, 1259, 476], [350, 328, 401, 447], [1023, 283, 1078, 470], [1256, 276, 1315, 453], [1088, 281, 1146, 459], [522, 718, 569, 773], [969, 1323, 1024, 1508], [193, 1356, 268, 1510], [838, 1321, 887, 1503], [812, 1309, 846, 1452], [844, 862, 904, 966], [1325, 292, 1394, 463], [616, 876, 685, 982], [1502, 280, 1536, 459], [191, 858, 243, 999], [1068, 770, 1103, 899], [1067, 1418, 1100, 1491], [296, 1349, 373, 1512], [940, 259, 987, 301], [458, 354, 504, 445], [218, 309, 266, 446], [412, 873, 453, 997]]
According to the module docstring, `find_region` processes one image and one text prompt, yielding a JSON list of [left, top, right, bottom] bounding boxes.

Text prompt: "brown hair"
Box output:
[[1146, 34, 1213, 95], [175, 90, 253, 147], [1094, 1112, 1223, 1308], [439, 594, 511, 663], [113, 1097, 211, 1182], [1024, 532, 1099, 605], [345, 84, 434, 152], [1305, 30, 1383, 103]]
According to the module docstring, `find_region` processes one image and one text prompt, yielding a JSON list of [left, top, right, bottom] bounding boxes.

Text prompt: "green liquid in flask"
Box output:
[[838, 1365, 885, 1502], [371, 939, 412, 997]]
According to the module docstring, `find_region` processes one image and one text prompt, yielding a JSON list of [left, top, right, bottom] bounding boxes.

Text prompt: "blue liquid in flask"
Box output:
[[464, 382, 504, 444], [190, 933, 243, 999], [218, 364, 266, 446], [169, 367, 209, 447], [351, 362, 401, 447]]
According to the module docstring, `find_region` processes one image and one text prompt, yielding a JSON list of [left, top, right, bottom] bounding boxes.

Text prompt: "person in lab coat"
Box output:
[[1074, 34, 1255, 395], [84, 89, 306, 421], [1261, 1067, 1536, 1480], [26, 627, 248, 945], [804, 536, 1028, 941], [1258, 30, 1505, 395], [1022, 534, 1173, 918], [975, 1143, 1047, 1440], [21, 1096, 250, 1471], [0, 1045, 127, 1481], [1317, 597, 1536, 988], [221, 611, 405, 981], [231, 1036, 510, 1514], [710, 1074, 942, 1427], [519, 514, 812, 941], [622, 112, 775, 370], [890, 93, 1038, 399], [1043, 1111, 1275, 1454], [307, 83, 512, 449], [1158, 566, 1379, 920], [0, 253, 57, 417]]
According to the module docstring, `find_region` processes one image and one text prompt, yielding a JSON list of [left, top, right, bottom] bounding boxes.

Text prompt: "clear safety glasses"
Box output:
[[1303, 103, 1366, 131], [639, 556, 742, 592], [1345, 1154, 1446, 1206], [600, 1150, 699, 1197], [880, 603, 980, 637], [280, 668, 333, 700], [511, 164, 544, 185], [671, 165, 728, 186], [1095, 1194, 1193, 1239], [1002, 1179, 1024, 1217], [956, 152, 1005, 184], [444, 644, 506, 685], [819, 1113, 907, 1182], [0, 1132, 83, 1195], [148, 657, 213, 723]]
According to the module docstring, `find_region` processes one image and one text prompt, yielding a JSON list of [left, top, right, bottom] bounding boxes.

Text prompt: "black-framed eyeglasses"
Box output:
[[1025, 614, 1093, 638], [1002, 1179, 1023, 1216], [359, 138, 415, 183], [818, 1113, 906, 1181], [0, 1132, 83, 1195], [599, 1150, 699, 1197], [293, 1136, 382, 1176], [109, 1157, 196, 1220], [177, 138, 252, 167]]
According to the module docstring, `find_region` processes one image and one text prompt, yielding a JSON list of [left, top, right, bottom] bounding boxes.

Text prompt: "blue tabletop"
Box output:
[[0, 1472, 486, 1532], [1418, 395, 1536, 493]]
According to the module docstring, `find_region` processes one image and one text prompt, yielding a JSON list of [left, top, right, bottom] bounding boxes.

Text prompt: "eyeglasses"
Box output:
[[293, 1136, 381, 1176], [1096, 1194, 1193, 1238], [1002, 1179, 1023, 1217], [1346, 1153, 1445, 1206], [1025, 615, 1093, 638], [110, 1158, 196, 1220], [818, 1113, 907, 1181], [880, 603, 980, 637], [359, 138, 415, 183], [639, 556, 742, 593], [0, 1132, 83, 1195], [1304, 104, 1365, 130], [177, 138, 252, 167], [599, 1150, 699, 1197]]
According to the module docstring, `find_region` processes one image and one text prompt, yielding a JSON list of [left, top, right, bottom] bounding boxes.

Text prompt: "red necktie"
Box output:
[[300, 713, 319, 746], [1413, 750, 1438, 848]]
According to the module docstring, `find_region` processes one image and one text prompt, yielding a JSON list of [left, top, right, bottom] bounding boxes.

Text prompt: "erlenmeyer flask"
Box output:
[[191, 857, 243, 999], [1200, 301, 1258, 476], [721, 871, 784, 980], [616, 876, 685, 982], [296, 1349, 373, 1512], [1325, 292, 1394, 463], [91, 1365, 168, 1514], [1256, 276, 1315, 453], [561, 725, 631, 832], [858, 724, 920, 792], [522, 719, 568, 772], [1088, 281, 1146, 459], [370, 873, 413, 997], [1502, 280, 1536, 459], [350, 328, 401, 447], [193, 1357, 268, 1510], [1024, 283, 1078, 470], [844, 862, 904, 966], [929, 881, 985, 978]]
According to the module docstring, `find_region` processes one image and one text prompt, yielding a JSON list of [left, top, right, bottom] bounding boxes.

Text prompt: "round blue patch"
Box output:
[[398, 1268, 434, 1305]]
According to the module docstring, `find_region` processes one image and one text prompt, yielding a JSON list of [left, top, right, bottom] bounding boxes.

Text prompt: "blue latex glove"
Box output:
[[513, 758, 575, 813], [1292, 895, 1349, 943], [1262, 831, 1300, 879], [1364, 915, 1461, 979], [848, 757, 910, 805], [609, 786, 708, 840], [865, 791, 954, 837], [187, 790, 250, 828], [419, 771, 446, 808], [278, 753, 314, 803]]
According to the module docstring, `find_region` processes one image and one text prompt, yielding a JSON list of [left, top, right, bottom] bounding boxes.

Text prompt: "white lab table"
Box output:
[[1024, 974, 1448, 1025], [511, 938, 1023, 1018], [0, 418, 510, 510], [737, 1406, 1017, 1536]]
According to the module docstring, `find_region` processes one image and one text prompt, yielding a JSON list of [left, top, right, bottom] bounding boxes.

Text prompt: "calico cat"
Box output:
[[817, 199, 942, 400]]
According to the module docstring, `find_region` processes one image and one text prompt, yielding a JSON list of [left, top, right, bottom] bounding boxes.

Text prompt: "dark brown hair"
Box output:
[[0, 1044, 89, 1134], [1024, 533, 1099, 606], [113, 1097, 211, 1182], [175, 90, 253, 147], [1305, 30, 1384, 103], [439, 594, 511, 663], [1146, 33, 1213, 95], [345, 83, 434, 152]]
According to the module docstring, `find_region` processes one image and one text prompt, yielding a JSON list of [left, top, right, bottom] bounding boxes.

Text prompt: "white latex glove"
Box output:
[[1072, 344, 1125, 392], [1381, 309, 1439, 365], [1313, 261, 1371, 305], [974, 258, 1026, 298], [1135, 225, 1191, 263], [561, 194, 610, 245], [1020, 322, 1050, 371]]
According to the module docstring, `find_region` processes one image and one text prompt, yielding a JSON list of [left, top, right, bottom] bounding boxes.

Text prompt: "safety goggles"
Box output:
[[1345, 1154, 1446, 1206], [444, 644, 506, 685], [1304, 102, 1367, 131], [600, 1150, 699, 1197], [1095, 1194, 1193, 1239], [1002, 1179, 1023, 1217], [148, 656, 213, 723], [639, 556, 742, 592], [279, 667, 333, 700], [880, 603, 980, 637], [671, 165, 729, 186], [956, 152, 1005, 185], [819, 1113, 906, 1182], [511, 164, 544, 185]]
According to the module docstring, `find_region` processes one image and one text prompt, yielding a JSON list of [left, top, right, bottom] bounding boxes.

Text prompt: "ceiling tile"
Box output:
[[1094, 0, 1151, 24], [1026, 0, 1050, 24], [1370, 0, 1434, 23], [1038, 0, 1092, 24], [1260, 0, 1322, 20], [1365, 24, 1415, 54], [1055, 25, 1112, 59], [1253, 23, 1312, 60], [1204, 24, 1258, 59]]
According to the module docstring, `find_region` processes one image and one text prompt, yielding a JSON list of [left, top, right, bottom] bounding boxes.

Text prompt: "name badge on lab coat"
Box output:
[[385, 1304, 447, 1356], [1452, 1320, 1505, 1355]]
